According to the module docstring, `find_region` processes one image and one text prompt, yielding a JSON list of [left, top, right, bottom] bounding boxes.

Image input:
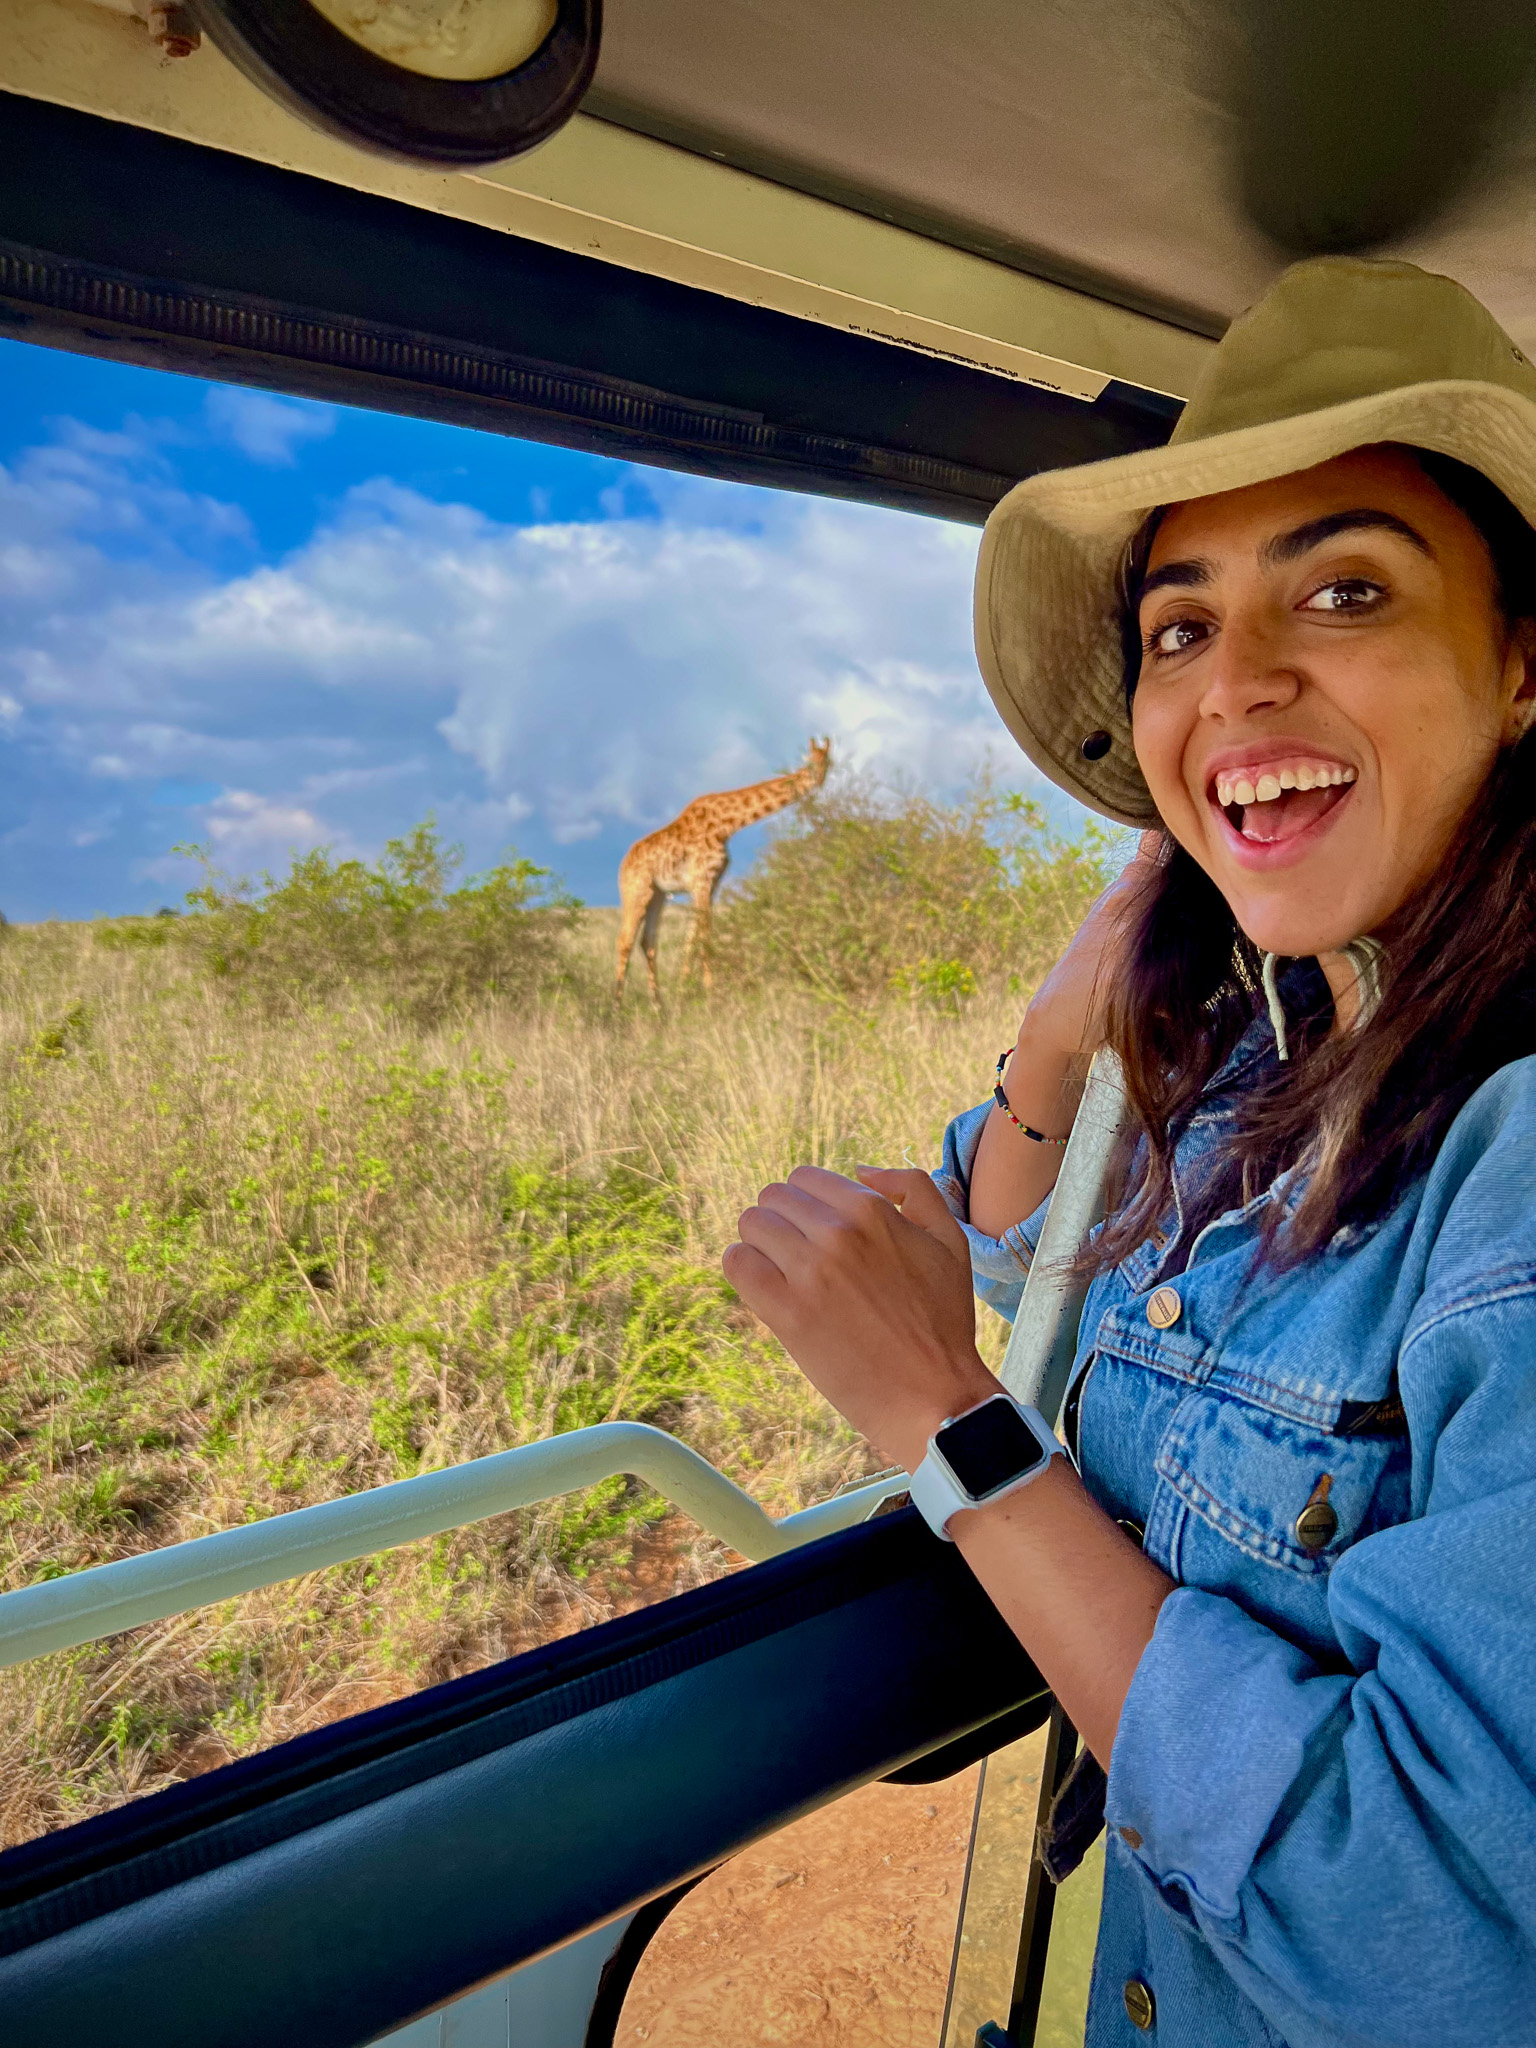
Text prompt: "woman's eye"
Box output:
[[1144, 617, 1209, 659], [1301, 577, 1382, 613]]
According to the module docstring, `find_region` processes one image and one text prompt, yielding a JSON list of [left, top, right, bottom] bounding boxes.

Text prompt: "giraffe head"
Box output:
[[803, 737, 833, 788]]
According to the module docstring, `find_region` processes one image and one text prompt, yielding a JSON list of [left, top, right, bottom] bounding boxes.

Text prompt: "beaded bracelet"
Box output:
[[993, 1047, 1071, 1147]]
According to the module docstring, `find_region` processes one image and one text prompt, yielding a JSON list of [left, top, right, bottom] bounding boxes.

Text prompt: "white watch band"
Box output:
[[908, 1398, 1063, 1541]]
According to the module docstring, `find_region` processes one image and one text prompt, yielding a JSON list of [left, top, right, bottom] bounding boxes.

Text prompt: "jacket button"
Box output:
[[1295, 1475, 1339, 1552], [1123, 1977, 1156, 2030], [1146, 1285, 1181, 1329]]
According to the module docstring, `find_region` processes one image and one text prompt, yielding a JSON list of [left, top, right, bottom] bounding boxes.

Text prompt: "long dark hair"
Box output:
[[1088, 447, 1536, 1272]]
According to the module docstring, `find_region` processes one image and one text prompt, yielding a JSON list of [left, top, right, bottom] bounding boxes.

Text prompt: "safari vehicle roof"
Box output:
[[6, 1, 1536, 520], [8, 0, 1536, 518], [586, 0, 1536, 349], [7, 3, 1536, 497], [6, 0, 1528, 527]]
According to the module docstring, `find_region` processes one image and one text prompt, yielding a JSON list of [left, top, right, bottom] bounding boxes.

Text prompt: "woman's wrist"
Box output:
[[997, 1010, 1083, 1143], [885, 1347, 1000, 1474], [970, 1016, 1084, 1239]]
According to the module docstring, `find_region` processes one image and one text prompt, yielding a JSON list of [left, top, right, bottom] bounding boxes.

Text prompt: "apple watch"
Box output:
[[908, 1393, 1064, 1541]]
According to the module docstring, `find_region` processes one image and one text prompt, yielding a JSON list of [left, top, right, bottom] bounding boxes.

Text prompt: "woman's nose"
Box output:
[[1196, 614, 1301, 723]]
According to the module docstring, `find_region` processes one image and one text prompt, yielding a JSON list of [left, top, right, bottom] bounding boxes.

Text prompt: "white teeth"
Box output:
[[1213, 762, 1356, 811]]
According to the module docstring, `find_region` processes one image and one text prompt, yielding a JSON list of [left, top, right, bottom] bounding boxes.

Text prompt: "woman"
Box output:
[[724, 256, 1536, 2047]]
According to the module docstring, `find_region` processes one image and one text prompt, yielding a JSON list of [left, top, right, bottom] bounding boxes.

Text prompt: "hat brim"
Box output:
[[975, 379, 1536, 827]]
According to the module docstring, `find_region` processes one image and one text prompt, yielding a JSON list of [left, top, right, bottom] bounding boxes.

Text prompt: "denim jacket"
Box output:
[[936, 1003, 1536, 2048]]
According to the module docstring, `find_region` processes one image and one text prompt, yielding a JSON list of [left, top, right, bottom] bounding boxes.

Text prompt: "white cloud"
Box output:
[[0, 416, 250, 554], [204, 388, 337, 467], [122, 477, 1018, 842], [201, 788, 331, 858], [1, 428, 1068, 914]]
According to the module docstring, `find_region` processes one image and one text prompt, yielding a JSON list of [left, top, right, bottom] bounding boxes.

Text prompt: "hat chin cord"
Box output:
[[1263, 937, 1385, 1064]]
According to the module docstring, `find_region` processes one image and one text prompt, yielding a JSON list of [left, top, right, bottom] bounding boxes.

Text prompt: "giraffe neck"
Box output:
[[726, 765, 820, 831]]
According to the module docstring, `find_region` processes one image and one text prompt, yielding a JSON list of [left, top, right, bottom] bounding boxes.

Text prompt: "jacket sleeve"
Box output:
[[932, 1098, 1050, 1324], [1105, 1125, 1536, 2046]]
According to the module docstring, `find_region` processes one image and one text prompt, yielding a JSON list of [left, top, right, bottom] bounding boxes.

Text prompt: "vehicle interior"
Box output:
[[2, 3, 1533, 2043]]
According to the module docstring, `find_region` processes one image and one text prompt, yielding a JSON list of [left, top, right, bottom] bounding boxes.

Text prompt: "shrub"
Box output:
[[159, 820, 580, 1017], [93, 915, 175, 952], [712, 780, 1114, 1001]]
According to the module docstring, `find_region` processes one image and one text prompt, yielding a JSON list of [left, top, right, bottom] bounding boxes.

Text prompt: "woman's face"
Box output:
[[1131, 446, 1535, 958]]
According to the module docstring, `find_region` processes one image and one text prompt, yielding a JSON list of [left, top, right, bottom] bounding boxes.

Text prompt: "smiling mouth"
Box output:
[[1211, 760, 1357, 846]]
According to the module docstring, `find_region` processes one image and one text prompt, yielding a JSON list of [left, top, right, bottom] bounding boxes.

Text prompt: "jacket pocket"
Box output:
[[1155, 1385, 1411, 1578]]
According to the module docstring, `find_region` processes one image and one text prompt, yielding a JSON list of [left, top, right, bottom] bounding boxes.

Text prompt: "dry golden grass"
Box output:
[[0, 907, 1049, 1848]]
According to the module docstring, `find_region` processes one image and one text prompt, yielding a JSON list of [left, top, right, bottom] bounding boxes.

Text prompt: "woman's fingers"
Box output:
[[782, 1161, 879, 1215], [775, 1161, 962, 1258], [721, 1238, 790, 1313], [758, 1174, 846, 1235], [733, 1166, 929, 1303], [857, 1165, 971, 1270], [721, 1155, 991, 1467], [735, 1199, 816, 1272], [856, 1163, 942, 1222]]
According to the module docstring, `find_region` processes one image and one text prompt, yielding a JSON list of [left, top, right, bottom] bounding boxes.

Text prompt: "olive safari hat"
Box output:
[[975, 256, 1536, 826]]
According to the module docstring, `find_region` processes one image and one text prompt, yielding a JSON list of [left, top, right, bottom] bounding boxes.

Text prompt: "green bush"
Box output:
[[149, 820, 580, 1017], [712, 781, 1114, 1000]]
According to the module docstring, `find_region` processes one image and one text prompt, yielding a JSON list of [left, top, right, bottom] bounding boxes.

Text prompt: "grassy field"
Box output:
[[0, 789, 1108, 1850]]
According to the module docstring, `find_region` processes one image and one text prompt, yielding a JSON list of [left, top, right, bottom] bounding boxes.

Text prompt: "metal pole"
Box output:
[[1003, 1706, 1080, 2046], [964, 1049, 1128, 2047], [997, 1046, 1127, 1425]]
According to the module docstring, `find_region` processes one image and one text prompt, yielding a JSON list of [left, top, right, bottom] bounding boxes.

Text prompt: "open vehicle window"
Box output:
[[0, 336, 1114, 1850], [0, 39, 1187, 2032]]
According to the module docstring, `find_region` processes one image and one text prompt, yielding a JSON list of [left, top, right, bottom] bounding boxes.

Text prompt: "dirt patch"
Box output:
[[617, 1769, 979, 2047], [616, 1723, 1102, 2048]]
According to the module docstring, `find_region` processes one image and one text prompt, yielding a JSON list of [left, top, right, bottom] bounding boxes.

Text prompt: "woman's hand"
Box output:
[[970, 830, 1162, 1238], [722, 1153, 1174, 1769], [722, 1162, 998, 1473], [1020, 828, 1164, 1066]]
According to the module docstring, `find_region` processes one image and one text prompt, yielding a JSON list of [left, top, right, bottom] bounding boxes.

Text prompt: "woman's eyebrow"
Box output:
[[1138, 556, 1213, 598], [1262, 508, 1435, 565]]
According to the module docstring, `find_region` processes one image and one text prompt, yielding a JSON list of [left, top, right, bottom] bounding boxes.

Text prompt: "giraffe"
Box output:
[[615, 738, 832, 999]]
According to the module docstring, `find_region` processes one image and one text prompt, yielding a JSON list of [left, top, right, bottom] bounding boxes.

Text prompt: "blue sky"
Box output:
[[0, 336, 1076, 921]]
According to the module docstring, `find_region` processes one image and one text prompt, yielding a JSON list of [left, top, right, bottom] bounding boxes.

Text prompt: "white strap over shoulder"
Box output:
[[1344, 935, 1386, 1022], [1262, 951, 1291, 1062], [1264, 940, 1385, 1064]]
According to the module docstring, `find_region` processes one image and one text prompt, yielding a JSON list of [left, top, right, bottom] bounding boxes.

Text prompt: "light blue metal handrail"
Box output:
[[998, 1047, 1127, 1424], [0, 1423, 909, 1670]]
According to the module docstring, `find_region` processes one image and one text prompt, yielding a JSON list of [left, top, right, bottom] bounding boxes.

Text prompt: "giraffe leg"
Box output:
[[614, 874, 650, 993], [685, 860, 727, 992], [679, 905, 699, 988], [640, 889, 666, 1004]]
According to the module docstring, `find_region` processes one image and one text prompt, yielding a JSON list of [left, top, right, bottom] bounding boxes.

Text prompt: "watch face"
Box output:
[[937, 1398, 1048, 1500]]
